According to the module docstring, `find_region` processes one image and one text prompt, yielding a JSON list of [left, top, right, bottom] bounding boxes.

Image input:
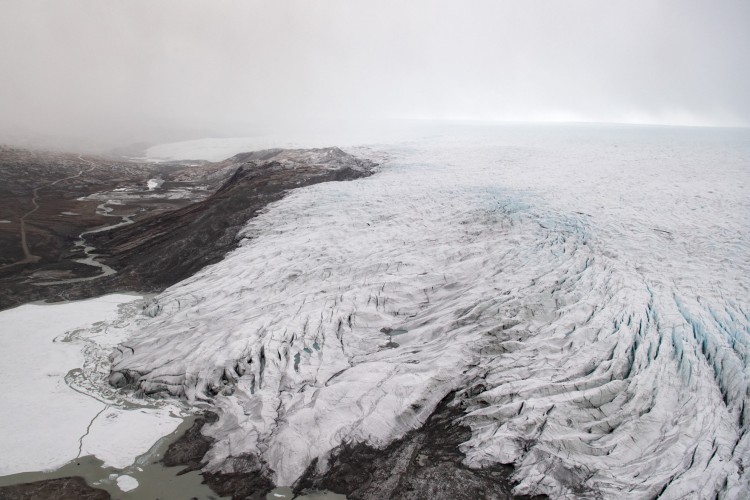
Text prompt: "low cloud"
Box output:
[[1, 0, 748, 151]]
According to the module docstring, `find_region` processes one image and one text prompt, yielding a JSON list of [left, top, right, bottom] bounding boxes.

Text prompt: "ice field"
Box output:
[[107, 125, 750, 498]]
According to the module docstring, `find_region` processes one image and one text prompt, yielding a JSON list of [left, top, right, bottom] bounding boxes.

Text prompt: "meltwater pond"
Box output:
[[108, 124, 750, 498]]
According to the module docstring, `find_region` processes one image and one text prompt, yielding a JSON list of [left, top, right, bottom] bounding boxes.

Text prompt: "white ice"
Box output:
[[80, 407, 182, 469], [146, 137, 309, 162], [143, 122, 431, 163], [110, 125, 750, 498], [115, 474, 139, 492], [0, 294, 183, 476]]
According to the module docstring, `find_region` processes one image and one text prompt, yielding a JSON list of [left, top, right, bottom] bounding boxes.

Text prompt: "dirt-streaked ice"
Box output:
[[110, 125, 750, 498]]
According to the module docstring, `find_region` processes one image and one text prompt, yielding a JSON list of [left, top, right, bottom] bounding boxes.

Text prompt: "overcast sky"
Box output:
[[1, 0, 748, 150]]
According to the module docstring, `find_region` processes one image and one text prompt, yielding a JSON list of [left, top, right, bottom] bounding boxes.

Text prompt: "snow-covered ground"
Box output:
[[143, 121, 430, 162], [109, 124, 749, 498], [0, 295, 184, 483]]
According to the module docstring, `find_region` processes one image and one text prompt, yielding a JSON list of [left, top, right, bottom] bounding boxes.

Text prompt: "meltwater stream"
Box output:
[[106, 125, 750, 498]]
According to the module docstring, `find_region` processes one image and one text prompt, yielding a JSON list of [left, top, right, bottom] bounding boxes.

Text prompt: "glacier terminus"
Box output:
[[97, 124, 750, 499]]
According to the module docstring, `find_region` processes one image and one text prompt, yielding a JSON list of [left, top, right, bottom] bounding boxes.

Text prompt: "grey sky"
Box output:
[[1, 0, 748, 150]]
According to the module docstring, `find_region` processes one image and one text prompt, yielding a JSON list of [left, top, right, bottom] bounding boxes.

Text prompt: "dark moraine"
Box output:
[[0, 146, 536, 499], [156, 393, 544, 500], [0, 146, 375, 309], [85, 151, 374, 294], [161, 411, 274, 500], [0, 147, 373, 498], [294, 391, 546, 500], [161, 412, 219, 474], [0, 476, 110, 500]]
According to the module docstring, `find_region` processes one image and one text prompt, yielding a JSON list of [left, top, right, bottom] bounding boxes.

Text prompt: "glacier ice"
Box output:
[[107, 125, 750, 498]]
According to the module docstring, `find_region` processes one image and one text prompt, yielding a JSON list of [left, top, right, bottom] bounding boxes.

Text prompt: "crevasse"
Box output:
[[107, 126, 750, 498]]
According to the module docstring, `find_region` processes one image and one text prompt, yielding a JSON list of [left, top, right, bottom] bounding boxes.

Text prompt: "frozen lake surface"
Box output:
[[0, 294, 186, 494], [109, 124, 749, 498]]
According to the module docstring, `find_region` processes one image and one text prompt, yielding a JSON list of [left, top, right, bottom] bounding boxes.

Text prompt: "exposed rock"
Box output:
[[87, 150, 374, 293], [157, 392, 540, 500], [161, 412, 275, 499], [0, 476, 110, 500], [201, 470, 274, 500], [162, 412, 219, 474], [0, 146, 374, 309], [294, 392, 545, 500]]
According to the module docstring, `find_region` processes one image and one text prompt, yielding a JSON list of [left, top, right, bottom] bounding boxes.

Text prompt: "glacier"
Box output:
[[106, 124, 750, 498]]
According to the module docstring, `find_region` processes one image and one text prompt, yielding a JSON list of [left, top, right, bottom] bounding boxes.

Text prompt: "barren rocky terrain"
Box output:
[[0, 146, 374, 310], [0, 145, 377, 499]]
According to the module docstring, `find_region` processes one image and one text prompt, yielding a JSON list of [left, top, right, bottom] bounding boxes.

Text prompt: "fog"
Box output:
[[1, 0, 749, 151]]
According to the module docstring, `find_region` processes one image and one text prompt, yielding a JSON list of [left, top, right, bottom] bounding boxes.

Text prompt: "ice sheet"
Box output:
[[111, 125, 750, 498]]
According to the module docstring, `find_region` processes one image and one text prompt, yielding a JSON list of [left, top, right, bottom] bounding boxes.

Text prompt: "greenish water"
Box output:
[[0, 415, 345, 499], [0, 416, 222, 499], [268, 486, 346, 500]]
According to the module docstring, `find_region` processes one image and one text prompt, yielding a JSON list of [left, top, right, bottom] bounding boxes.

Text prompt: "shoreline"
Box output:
[[0, 410, 347, 499], [0, 279, 349, 500], [0, 147, 378, 499], [0, 415, 221, 500], [0, 293, 206, 498]]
